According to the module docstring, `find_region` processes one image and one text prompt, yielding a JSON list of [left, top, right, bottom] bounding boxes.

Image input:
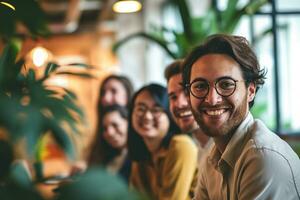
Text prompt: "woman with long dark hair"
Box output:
[[85, 75, 134, 179], [88, 105, 131, 181], [128, 83, 198, 200]]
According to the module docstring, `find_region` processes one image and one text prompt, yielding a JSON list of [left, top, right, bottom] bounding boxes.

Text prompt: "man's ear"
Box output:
[[247, 82, 256, 102]]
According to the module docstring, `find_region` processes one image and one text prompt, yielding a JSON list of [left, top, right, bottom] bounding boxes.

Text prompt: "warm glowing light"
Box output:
[[47, 76, 69, 88], [0, 1, 15, 10], [113, 0, 142, 13], [32, 47, 50, 67]]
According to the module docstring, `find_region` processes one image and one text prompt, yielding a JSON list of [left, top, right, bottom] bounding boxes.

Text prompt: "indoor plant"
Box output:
[[113, 0, 269, 59]]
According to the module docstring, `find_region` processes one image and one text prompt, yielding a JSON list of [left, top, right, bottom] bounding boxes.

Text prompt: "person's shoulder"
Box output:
[[167, 134, 198, 157], [171, 134, 197, 147], [241, 119, 300, 172], [248, 119, 298, 158]]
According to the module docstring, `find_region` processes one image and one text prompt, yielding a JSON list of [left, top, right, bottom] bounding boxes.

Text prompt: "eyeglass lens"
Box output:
[[190, 78, 237, 98], [134, 105, 163, 118]]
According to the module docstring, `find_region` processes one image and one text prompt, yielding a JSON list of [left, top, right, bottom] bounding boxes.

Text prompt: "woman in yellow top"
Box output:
[[128, 83, 198, 200]]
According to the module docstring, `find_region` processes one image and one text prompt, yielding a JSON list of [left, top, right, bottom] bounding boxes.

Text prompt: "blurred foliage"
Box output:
[[0, 0, 93, 163], [251, 101, 268, 119], [113, 0, 269, 59], [0, 0, 50, 42], [0, 140, 14, 181], [0, 1, 146, 200], [0, 140, 43, 200], [0, 183, 44, 200], [0, 43, 93, 159], [57, 167, 148, 200], [289, 141, 300, 157]]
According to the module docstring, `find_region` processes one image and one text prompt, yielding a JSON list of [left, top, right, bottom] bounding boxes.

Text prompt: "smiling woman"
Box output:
[[128, 83, 198, 200], [87, 105, 131, 182]]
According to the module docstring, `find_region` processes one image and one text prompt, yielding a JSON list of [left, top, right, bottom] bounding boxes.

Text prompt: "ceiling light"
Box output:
[[31, 46, 52, 67], [113, 0, 142, 13]]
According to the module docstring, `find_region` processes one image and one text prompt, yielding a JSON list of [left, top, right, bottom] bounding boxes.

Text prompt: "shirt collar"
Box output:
[[208, 112, 254, 172]]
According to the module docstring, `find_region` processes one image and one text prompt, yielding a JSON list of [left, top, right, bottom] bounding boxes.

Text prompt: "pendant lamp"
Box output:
[[112, 0, 142, 13]]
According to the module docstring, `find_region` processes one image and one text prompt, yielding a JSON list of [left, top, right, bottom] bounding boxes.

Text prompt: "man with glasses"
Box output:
[[182, 34, 300, 200], [165, 60, 213, 168]]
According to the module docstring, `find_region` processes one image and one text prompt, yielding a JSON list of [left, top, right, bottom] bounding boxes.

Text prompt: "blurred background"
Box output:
[[0, 0, 299, 198]]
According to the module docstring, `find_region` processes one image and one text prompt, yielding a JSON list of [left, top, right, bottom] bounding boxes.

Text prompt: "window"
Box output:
[[216, 0, 300, 135], [162, 0, 300, 135]]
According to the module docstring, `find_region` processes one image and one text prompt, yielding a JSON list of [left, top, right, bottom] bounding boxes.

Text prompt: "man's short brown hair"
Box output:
[[164, 59, 183, 82]]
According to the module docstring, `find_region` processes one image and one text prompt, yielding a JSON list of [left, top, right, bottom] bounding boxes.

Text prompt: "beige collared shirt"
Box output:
[[195, 113, 300, 200], [196, 138, 214, 170]]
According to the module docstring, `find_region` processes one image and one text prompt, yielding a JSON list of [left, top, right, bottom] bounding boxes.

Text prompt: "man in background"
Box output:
[[165, 60, 212, 167]]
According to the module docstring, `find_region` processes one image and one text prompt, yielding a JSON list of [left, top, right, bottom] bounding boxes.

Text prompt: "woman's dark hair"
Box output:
[[99, 75, 134, 108], [88, 105, 128, 166], [127, 83, 180, 162], [182, 34, 267, 108], [89, 74, 132, 166]]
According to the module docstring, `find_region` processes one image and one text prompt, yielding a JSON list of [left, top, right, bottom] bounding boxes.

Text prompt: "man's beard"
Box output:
[[191, 96, 248, 138], [173, 107, 198, 134]]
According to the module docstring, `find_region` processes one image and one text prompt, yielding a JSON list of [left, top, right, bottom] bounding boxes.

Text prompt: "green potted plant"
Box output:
[[0, 0, 86, 189], [0, 2, 148, 200], [113, 0, 269, 59]]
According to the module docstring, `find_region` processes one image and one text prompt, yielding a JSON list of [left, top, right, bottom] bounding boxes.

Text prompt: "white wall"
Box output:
[[115, 0, 210, 90]]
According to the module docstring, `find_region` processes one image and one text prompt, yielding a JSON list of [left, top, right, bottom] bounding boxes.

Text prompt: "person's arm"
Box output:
[[238, 148, 300, 200], [158, 135, 198, 200]]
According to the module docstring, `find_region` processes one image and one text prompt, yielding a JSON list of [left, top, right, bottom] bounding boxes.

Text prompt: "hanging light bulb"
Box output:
[[113, 0, 142, 13], [31, 46, 51, 67]]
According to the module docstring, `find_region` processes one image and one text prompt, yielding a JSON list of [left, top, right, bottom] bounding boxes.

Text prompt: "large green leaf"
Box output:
[[0, 0, 50, 40], [0, 52, 86, 162], [46, 118, 75, 160], [9, 160, 33, 189], [173, 32, 190, 58], [0, 42, 19, 87], [222, 0, 268, 33], [44, 62, 60, 77], [113, 0, 269, 59], [13, 0, 50, 37], [221, 0, 239, 30], [113, 32, 177, 59], [171, 0, 193, 39]]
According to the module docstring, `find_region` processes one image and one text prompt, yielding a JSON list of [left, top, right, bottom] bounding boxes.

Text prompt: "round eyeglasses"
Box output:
[[133, 105, 164, 118], [186, 77, 244, 99]]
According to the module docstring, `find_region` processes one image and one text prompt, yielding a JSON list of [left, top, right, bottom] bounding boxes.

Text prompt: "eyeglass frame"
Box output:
[[185, 76, 246, 99], [133, 103, 165, 118]]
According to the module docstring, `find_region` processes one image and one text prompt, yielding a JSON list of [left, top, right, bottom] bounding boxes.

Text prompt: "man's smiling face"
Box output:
[[189, 53, 256, 138], [168, 73, 199, 133]]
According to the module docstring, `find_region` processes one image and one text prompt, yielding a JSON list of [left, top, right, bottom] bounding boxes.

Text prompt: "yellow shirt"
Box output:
[[130, 134, 198, 200]]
